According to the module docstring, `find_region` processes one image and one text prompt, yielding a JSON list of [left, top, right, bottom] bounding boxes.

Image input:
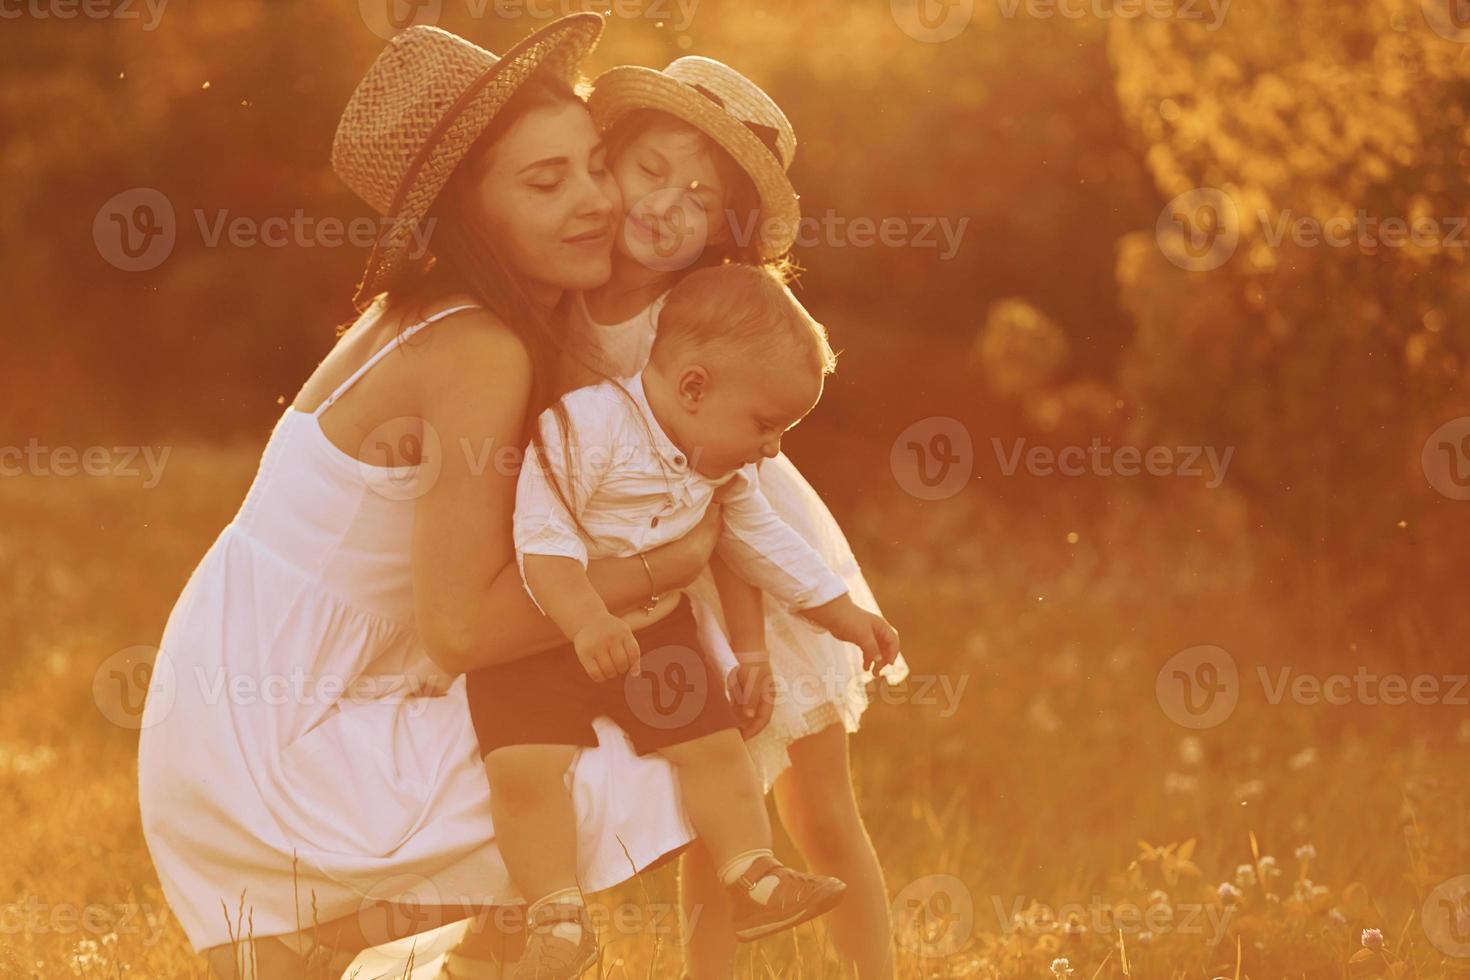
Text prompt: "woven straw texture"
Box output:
[[331, 14, 603, 310], [588, 56, 800, 260]]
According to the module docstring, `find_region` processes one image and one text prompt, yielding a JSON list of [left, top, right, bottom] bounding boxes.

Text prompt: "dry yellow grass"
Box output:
[[2, 441, 1466, 979]]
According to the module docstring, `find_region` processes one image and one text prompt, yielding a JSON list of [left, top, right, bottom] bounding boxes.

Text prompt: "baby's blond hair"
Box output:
[[651, 264, 837, 377]]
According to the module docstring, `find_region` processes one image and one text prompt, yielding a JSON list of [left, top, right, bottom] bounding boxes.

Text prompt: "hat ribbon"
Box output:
[[689, 82, 784, 168]]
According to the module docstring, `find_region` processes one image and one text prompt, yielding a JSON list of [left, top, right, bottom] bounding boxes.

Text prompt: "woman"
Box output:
[[136, 16, 722, 979], [562, 57, 912, 979]]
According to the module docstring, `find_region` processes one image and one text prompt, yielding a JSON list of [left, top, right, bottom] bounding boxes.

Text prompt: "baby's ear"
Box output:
[[677, 364, 711, 407]]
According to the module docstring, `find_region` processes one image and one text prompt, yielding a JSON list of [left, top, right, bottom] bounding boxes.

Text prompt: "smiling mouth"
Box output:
[[565, 226, 610, 244], [628, 214, 658, 241]]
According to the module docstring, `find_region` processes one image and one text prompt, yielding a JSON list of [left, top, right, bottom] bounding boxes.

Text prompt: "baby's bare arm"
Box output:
[[522, 553, 615, 642]]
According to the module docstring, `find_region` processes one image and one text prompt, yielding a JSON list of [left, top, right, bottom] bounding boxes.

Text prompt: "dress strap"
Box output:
[[313, 304, 482, 417]]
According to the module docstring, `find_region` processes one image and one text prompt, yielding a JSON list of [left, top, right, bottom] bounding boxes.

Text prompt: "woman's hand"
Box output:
[[645, 499, 723, 592]]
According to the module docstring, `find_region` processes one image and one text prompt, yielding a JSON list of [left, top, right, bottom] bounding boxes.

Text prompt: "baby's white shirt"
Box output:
[[512, 370, 850, 617]]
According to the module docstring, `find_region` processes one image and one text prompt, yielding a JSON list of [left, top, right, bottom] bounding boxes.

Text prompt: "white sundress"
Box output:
[[570, 291, 911, 789], [136, 304, 699, 955]]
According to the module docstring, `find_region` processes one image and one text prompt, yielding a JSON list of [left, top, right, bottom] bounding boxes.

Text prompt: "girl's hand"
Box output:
[[803, 594, 902, 672], [727, 659, 776, 739]]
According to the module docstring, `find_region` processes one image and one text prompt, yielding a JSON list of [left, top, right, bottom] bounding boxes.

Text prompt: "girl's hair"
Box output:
[[601, 108, 798, 284]]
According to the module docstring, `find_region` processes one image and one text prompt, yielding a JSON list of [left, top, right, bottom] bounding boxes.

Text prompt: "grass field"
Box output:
[[2, 437, 1467, 979]]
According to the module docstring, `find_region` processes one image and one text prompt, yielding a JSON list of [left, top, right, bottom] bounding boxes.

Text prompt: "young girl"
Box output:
[[573, 56, 911, 980]]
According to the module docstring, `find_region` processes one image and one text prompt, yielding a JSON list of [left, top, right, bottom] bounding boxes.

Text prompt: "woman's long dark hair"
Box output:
[[362, 69, 589, 426], [343, 69, 606, 530]]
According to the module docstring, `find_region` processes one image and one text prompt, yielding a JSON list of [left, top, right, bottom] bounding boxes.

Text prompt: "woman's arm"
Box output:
[[408, 312, 717, 674]]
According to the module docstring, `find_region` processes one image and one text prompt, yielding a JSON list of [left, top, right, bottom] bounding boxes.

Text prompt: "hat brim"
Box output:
[[587, 65, 800, 262], [355, 13, 605, 310]]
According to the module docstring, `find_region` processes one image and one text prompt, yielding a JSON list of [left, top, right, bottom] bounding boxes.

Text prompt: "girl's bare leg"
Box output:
[[771, 724, 894, 980], [677, 838, 738, 979]]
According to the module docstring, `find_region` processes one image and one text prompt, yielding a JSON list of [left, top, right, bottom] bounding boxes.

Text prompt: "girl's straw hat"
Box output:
[[587, 57, 800, 260], [332, 14, 604, 311]]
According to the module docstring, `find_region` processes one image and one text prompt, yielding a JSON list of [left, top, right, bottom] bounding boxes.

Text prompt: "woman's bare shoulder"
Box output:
[[392, 297, 536, 412]]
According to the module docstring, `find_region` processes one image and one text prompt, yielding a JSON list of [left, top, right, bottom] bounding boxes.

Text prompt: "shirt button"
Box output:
[[650, 515, 660, 527], [674, 454, 685, 466]]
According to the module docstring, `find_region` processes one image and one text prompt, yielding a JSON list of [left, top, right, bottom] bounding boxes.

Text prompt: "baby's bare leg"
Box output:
[[657, 729, 771, 868], [484, 745, 582, 904]]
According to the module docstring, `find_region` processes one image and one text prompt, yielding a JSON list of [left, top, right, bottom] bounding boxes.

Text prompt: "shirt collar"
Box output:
[[619, 371, 692, 477]]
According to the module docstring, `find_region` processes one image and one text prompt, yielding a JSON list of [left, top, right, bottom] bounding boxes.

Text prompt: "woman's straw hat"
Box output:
[[587, 57, 800, 260], [332, 14, 604, 311]]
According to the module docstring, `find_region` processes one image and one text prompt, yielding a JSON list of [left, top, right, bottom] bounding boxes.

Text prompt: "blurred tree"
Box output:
[[1108, 0, 1470, 647]]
